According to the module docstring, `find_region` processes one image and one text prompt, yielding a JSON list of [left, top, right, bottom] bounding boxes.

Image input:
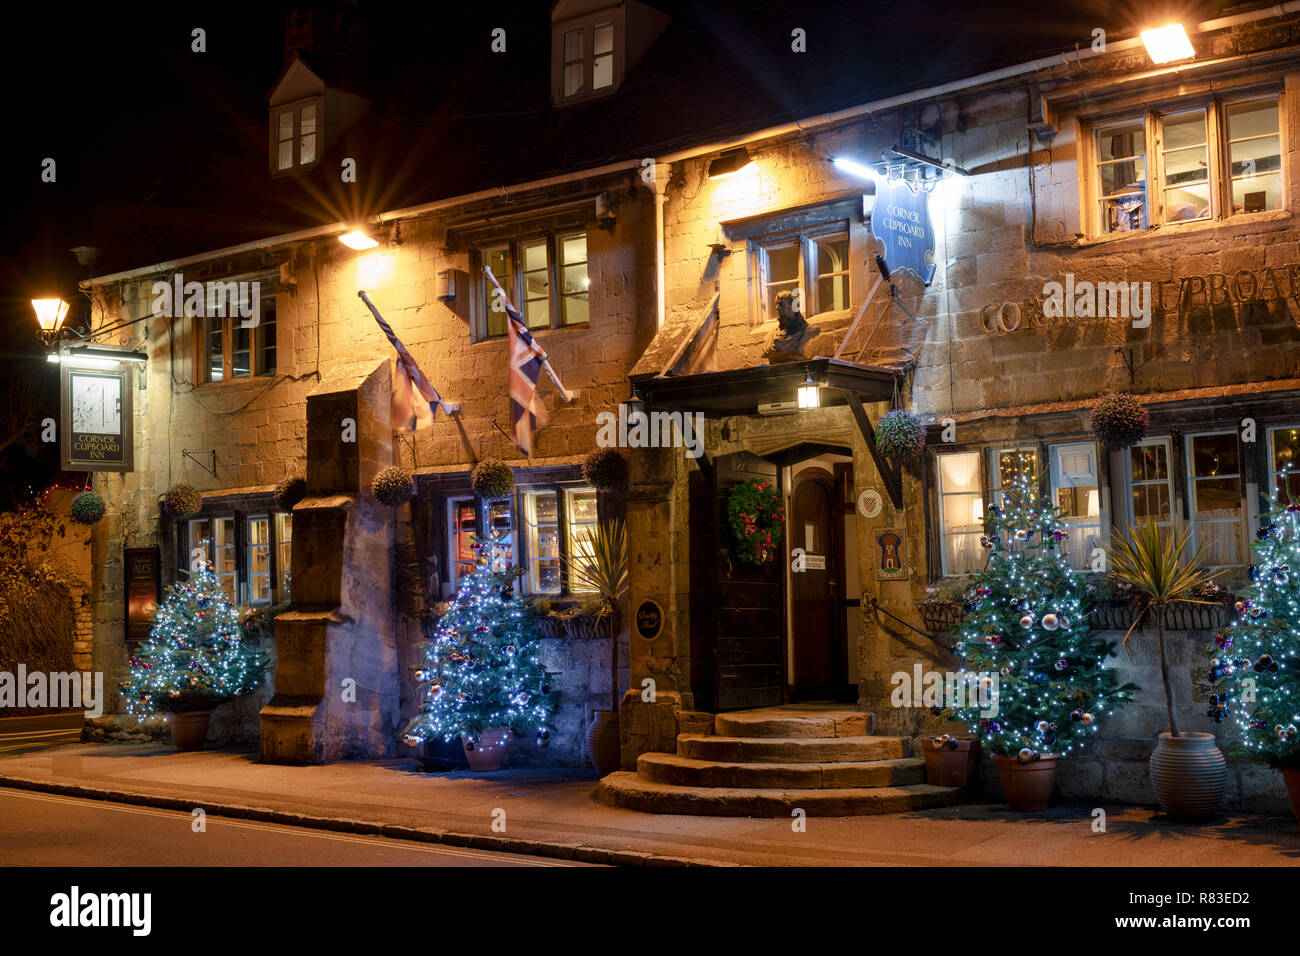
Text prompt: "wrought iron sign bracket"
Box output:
[[183, 449, 217, 477]]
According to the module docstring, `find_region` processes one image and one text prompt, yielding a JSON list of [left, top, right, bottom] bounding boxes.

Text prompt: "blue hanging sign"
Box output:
[[873, 178, 937, 285]]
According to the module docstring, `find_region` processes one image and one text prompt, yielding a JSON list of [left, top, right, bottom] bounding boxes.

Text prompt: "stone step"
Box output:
[[677, 734, 911, 764], [637, 753, 925, 789], [714, 709, 871, 739], [596, 773, 963, 817]]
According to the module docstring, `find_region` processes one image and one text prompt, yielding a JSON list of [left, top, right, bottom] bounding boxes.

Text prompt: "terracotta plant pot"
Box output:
[[994, 754, 1059, 811], [461, 727, 510, 771], [1283, 769, 1300, 825], [167, 711, 212, 752], [1149, 732, 1225, 820], [922, 736, 981, 787], [586, 709, 621, 776]]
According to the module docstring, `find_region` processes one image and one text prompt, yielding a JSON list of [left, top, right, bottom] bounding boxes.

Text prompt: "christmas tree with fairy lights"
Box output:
[[943, 471, 1136, 762], [401, 537, 557, 755], [1212, 473, 1300, 768], [120, 564, 268, 716]]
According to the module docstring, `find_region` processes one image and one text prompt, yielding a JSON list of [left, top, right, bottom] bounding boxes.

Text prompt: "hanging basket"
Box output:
[[371, 466, 415, 507], [582, 448, 629, 490], [69, 491, 106, 526], [472, 459, 515, 499], [165, 484, 202, 518], [917, 600, 964, 633], [274, 475, 307, 511], [876, 409, 926, 463], [1089, 393, 1149, 449]]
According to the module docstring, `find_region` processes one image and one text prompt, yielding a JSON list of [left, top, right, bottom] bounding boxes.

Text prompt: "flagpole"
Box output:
[[481, 266, 575, 404], [357, 290, 460, 415]]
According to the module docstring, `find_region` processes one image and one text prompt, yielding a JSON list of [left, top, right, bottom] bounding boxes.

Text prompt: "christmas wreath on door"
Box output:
[[727, 478, 785, 566]]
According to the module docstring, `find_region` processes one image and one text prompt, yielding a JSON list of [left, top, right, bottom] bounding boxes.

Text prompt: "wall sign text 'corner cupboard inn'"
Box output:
[[60, 364, 133, 473]]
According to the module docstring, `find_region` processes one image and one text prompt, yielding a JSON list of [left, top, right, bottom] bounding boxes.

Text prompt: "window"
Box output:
[[1050, 442, 1102, 571], [936, 452, 983, 575], [449, 498, 480, 590], [523, 492, 562, 594], [565, 489, 599, 592], [1268, 426, 1300, 502], [275, 513, 292, 602], [272, 99, 319, 172], [200, 286, 277, 383], [248, 516, 271, 604], [1089, 94, 1282, 235], [1186, 432, 1245, 566], [753, 225, 851, 322], [476, 233, 590, 338], [988, 446, 1038, 509], [1125, 439, 1175, 531], [188, 517, 237, 601], [556, 17, 617, 102]]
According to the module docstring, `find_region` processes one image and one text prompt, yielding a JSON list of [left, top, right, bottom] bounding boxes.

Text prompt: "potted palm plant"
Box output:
[[1107, 518, 1226, 820], [565, 518, 629, 776]]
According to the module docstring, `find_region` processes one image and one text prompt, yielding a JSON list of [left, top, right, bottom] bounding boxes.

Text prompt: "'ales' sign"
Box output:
[[61, 364, 133, 472]]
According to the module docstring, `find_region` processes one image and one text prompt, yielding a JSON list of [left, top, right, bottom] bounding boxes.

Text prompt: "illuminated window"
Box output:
[[754, 225, 851, 323], [521, 240, 551, 329], [1125, 439, 1175, 532], [523, 492, 562, 594], [1186, 432, 1245, 566], [482, 246, 512, 339], [200, 286, 277, 383], [559, 234, 589, 326], [275, 513, 292, 602], [988, 446, 1038, 510], [449, 498, 480, 590], [476, 233, 590, 339], [248, 516, 271, 604], [1268, 426, 1300, 502], [1228, 98, 1282, 215], [555, 16, 620, 103], [1050, 442, 1103, 571], [271, 99, 321, 172], [565, 489, 600, 592], [1160, 109, 1210, 223], [188, 516, 237, 601], [1096, 119, 1147, 234], [936, 452, 983, 575]]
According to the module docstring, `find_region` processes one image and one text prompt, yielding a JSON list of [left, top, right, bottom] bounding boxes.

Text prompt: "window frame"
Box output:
[[1048, 441, 1105, 573], [554, 14, 620, 104], [1266, 424, 1300, 503], [197, 284, 278, 384], [1123, 437, 1177, 531], [1184, 430, 1248, 567], [1084, 90, 1284, 237], [270, 97, 321, 174], [474, 232, 590, 340], [751, 222, 853, 324], [935, 450, 985, 578], [513, 482, 600, 596], [247, 514, 272, 606]]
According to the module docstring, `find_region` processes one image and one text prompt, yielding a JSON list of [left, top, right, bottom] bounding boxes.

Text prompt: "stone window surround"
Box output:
[[1076, 83, 1285, 239], [173, 491, 291, 608]]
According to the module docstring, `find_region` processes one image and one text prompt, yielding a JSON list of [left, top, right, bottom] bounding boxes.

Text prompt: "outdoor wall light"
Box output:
[[708, 147, 752, 180], [797, 371, 821, 409], [1141, 24, 1194, 64], [831, 156, 879, 181], [32, 298, 71, 347], [52, 344, 148, 367], [339, 229, 380, 250]]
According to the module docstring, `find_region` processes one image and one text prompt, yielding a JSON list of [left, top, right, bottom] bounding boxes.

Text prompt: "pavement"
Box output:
[[2, 741, 1299, 867]]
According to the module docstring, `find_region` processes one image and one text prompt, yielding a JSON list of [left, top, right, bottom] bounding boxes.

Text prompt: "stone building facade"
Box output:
[[75, 5, 1300, 809]]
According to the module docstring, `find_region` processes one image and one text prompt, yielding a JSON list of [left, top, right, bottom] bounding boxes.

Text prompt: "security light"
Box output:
[[1141, 24, 1194, 64], [831, 156, 878, 181], [707, 147, 752, 179], [339, 230, 379, 250]]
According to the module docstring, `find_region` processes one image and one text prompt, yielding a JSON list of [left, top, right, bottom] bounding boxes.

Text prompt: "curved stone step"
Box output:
[[637, 753, 925, 789], [714, 709, 871, 739], [596, 773, 962, 817], [677, 734, 911, 764]]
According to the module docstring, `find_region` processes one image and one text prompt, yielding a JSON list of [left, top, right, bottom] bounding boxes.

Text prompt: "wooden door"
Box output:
[[789, 469, 846, 701], [714, 451, 783, 711]]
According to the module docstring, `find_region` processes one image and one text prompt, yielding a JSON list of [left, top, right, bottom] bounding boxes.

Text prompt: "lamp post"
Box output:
[[31, 298, 71, 348]]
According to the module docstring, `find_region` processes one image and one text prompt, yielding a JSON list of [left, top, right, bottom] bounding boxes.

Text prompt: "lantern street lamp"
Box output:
[[32, 298, 71, 348]]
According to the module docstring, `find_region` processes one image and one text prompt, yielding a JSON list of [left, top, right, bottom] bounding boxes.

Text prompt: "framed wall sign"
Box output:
[[634, 598, 665, 642], [873, 528, 908, 582], [61, 364, 133, 472], [124, 546, 160, 644]]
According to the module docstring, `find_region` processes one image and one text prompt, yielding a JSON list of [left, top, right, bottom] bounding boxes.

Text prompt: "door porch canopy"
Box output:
[[629, 357, 906, 508]]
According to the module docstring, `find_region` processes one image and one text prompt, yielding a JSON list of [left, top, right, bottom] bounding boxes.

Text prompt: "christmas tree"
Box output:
[[401, 538, 557, 753], [120, 565, 268, 716], [943, 471, 1136, 761], [1213, 480, 1300, 768]]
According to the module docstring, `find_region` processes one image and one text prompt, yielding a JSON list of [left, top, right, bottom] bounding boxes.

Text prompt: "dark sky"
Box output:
[[0, 0, 1245, 501]]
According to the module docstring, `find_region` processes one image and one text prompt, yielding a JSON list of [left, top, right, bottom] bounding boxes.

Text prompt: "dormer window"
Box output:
[[551, 1, 669, 107], [559, 18, 617, 100], [272, 98, 320, 173]]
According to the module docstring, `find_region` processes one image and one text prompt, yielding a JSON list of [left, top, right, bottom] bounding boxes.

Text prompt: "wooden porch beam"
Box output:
[[843, 390, 904, 510]]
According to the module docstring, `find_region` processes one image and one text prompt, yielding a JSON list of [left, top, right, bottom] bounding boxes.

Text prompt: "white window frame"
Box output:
[[1050, 441, 1104, 572], [936, 451, 984, 577], [1185, 430, 1247, 567], [247, 515, 271, 605], [555, 15, 619, 103], [274, 512, 292, 603], [752, 224, 852, 324], [271, 98, 320, 173], [446, 496, 481, 595], [1086, 91, 1284, 237], [564, 487, 600, 594], [475, 233, 590, 340], [521, 490, 562, 595], [988, 445, 1039, 510], [1123, 437, 1177, 530], [1267, 424, 1300, 503], [188, 516, 237, 601]]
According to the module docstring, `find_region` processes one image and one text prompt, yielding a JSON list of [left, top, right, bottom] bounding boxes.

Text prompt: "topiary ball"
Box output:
[[69, 491, 106, 525], [1089, 393, 1149, 449], [582, 448, 628, 490], [471, 459, 514, 499], [165, 483, 202, 518], [274, 475, 307, 511], [371, 466, 415, 507], [875, 409, 926, 463]]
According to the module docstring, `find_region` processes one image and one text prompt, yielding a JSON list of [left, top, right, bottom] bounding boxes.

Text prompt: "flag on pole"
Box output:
[[358, 290, 450, 430], [482, 267, 574, 457]]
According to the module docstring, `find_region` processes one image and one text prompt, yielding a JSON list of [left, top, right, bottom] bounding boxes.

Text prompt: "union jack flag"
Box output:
[[506, 301, 550, 457], [358, 290, 447, 430]]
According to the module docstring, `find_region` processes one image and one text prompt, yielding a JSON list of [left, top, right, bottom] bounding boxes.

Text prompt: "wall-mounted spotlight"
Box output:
[[339, 229, 379, 250], [1141, 23, 1194, 64], [708, 147, 752, 180], [831, 156, 879, 181]]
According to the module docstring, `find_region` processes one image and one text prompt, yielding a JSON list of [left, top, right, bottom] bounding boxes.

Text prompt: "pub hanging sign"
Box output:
[[872, 176, 937, 286], [60, 363, 133, 472]]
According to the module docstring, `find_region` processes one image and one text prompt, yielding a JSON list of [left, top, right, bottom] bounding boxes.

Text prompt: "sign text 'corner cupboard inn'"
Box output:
[[58, 5, 1300, 809]]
